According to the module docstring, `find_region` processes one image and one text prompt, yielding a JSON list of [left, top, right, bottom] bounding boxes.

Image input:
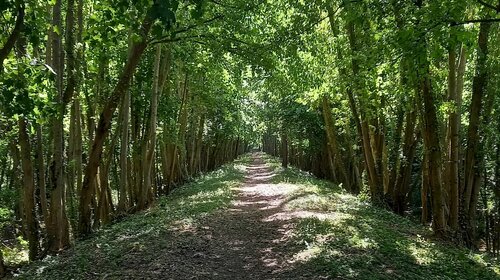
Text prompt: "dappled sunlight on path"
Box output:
[[120, 152, 329, 280], [161, 153, 328, 279]]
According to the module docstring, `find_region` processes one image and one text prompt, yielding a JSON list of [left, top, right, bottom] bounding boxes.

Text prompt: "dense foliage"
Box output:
[[0, 0, 500, 276]]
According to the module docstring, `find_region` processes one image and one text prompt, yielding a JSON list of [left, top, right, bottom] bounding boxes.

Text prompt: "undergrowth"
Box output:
[[265, 156, 500, 280]]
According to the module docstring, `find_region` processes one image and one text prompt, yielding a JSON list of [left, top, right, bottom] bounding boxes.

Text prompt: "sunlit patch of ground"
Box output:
[[261, 157, 500, 280]]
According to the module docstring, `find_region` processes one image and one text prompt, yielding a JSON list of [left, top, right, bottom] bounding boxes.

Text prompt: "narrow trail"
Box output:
[[119, 153, 322, 280]]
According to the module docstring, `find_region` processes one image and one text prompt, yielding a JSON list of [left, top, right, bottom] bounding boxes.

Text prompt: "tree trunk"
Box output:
[[193, 114, 205, 174], [322, 96, 351, 190], [79, 12, 153, 236], [281, 129, 288, 169], [421, 151, 430, 224], [461, 22, 492, 245], [344, 20, 383, 203], [0, 249, 4, 277], [139, 44, 162, 209], [35, 124, 49, 228], [47, 0, 71, 253], [446, 43, 467, 232], [393, 109, 418, 214], [387, 108, 404, 199], [168, 72, 189, 188], [18, 118, 39, 260], [118, 81, 130, 212], [97, 135, 117, 226], [418, 65, 446, 236]]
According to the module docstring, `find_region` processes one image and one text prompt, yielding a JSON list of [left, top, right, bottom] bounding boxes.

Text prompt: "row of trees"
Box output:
[[0, 0, 259, 272], [2, 0, 500, 273], [260, 0, 500, 251]]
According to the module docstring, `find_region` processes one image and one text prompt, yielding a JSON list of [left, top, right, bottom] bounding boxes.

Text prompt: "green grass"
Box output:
[[15, 155, 251, 280], [265, 156, 500, 280]]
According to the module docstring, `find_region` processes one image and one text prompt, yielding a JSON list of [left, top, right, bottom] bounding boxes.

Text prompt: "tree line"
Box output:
[[1, 0, 500, 274], [259, 0, 500, 252], [0, 0, 257, 273]]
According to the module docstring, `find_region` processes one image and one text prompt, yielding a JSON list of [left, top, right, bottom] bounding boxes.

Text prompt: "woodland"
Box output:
[[1, 0, 500, 278]]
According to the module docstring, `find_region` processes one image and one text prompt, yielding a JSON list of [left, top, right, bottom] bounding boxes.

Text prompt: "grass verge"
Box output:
[[14, 155, 251, 280], [264, 156, 500, 280]]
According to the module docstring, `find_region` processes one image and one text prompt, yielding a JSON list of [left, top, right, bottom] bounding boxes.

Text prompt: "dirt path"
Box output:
[[119, 153, 323, 280]]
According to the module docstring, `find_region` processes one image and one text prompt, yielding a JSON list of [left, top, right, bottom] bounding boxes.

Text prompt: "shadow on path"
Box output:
[[113, 153, 325, 280]]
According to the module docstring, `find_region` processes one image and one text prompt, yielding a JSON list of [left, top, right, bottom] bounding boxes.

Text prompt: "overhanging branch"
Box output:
[[476, 0, 500, 12], [450, 17, 500, 26], [0, 2, 25, 71]]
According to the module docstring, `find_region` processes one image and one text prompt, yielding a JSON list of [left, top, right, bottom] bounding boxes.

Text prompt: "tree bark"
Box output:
[[18, 118, 39, 260], [281, 129, 288, 169], [97, 133, 118, 226], [412, 0, 446, 237], [446, 43, 467, 232], [47, 0, 71, 253], [322, 96, 351, 190], [0, 249, 4, 277], [344, 19, 383, 203], [35, 124, 49, 228], [193, 114, 205, 174], [392, 109, 418, 214], [118, 81, 130, 212], [418, 65, 446, 236], [462, 22, 492, 245], [139, 44, 162, 209]]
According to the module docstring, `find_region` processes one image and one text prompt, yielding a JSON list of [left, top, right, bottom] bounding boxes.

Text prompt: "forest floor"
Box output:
[[13, 153, 500, 280]]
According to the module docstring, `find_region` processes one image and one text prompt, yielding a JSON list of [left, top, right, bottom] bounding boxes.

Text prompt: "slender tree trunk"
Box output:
[[421, 151, 430, 224], [160, 140, 169, 194], [447, 44, 467, 232], [412, 0, 446, 236], [281, 130, 288, 169], [322, 96, 351, 190], [35, 125, 49, 228], [193, 114, 205, 174], [118, 82, 130, 212], [79, 12, 154, 236], [344, 20, 383, 203], [418, 65, 446, 236], [74, 99, 83, 200], [387, 108, 404, 199], [139, 44, 162, 209], [494, 125, 500, 254], [0, 249, 4, 277], [393, 109, 418, 214], [462, 22, 492, 245], [47, 0, 71, 253], [168, 72, 189, 188], [73, 0, 84, 198], [18, 118, 39, 260], [97, 134, 117, 226]]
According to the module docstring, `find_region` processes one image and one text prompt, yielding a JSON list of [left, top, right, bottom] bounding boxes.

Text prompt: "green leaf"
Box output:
[[53, 25, 61, 36]]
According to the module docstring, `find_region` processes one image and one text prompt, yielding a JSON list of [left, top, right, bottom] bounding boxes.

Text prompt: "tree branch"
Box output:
[[172, 14, 224, 36], [450, 17, 500, 26], [149, 14, 224, 44], [0, 2, 25, 71], [476, 0, 500, 12]]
